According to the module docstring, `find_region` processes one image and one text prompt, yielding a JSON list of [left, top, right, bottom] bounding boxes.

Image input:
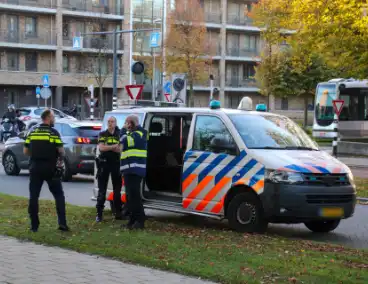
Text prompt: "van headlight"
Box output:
[[347, 171, 355, 186], [265, 170, 304, 184]]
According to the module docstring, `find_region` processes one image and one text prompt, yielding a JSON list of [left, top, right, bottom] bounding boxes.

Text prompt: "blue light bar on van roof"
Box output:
[[209, 100, 221, 109], [256, 104, 267, 112]]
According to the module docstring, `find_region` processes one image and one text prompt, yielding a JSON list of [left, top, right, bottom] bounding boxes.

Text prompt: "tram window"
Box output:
[[339, 93, 368, 121]]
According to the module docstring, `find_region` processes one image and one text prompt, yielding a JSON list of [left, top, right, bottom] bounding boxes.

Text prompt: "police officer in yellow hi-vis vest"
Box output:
[[120, 114, 147, 230], [23, 109, 69, 232], [96, 116, 122, 222]]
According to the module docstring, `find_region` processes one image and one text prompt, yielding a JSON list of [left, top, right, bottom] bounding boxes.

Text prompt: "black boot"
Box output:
[[96, 212, 103, 222]]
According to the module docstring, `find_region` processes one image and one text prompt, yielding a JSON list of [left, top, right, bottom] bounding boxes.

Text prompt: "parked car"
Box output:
[[2, 120, 101, 181], [18, 107, 78, 130]]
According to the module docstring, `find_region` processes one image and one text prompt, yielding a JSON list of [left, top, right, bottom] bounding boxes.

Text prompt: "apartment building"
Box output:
[[0, 0, 308, 117]]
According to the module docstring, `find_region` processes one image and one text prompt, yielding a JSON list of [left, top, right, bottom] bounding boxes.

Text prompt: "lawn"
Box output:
[[356, 178, 368, 198], [0, 194, 367, 284]]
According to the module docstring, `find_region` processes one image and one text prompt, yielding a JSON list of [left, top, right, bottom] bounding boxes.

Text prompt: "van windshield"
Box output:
[[102, 113, 144, 130], [228, 114, 318, 150]]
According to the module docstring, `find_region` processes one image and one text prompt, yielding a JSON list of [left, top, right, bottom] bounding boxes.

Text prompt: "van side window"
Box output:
[[193, 115, 236, 154]]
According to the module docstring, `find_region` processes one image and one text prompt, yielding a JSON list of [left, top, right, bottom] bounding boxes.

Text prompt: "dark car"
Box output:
[[2, 120, 102, 181]]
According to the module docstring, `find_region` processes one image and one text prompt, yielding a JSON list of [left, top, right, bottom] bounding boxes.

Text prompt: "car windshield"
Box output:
[[18, 109, 31, 116], [228, 114, 319, 150], [102, 113, 145, 130]]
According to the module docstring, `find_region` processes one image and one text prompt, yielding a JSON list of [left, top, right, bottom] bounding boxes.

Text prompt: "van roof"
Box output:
[[104, 106, 285, 118]]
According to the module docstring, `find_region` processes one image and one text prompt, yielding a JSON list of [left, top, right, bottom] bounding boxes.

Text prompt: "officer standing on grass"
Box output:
[[23, 109, 69, 232], [95, 116, 122, 222], [120, 115, 147, 230]]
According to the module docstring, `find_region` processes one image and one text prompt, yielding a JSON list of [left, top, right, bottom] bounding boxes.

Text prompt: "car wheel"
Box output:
[[62, 159, 73, 182], [227, 192, 268, 233], [3, 152, 20, 176], [304, 220, 341, 233]]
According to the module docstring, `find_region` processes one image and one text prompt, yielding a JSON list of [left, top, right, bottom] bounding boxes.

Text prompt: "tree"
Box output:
[[165, 0, 213, 106], [81, 17, 114, 116]]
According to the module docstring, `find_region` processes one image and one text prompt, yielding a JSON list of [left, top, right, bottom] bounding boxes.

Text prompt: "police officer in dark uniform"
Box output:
[[96, 116, 122, 222], [23, 109, 69, 232], [120, 115, 147, 230]]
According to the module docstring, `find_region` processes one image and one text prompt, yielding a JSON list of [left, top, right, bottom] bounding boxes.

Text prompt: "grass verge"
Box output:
[[0, 193, 367, 284], [356, 178, 368, 198]]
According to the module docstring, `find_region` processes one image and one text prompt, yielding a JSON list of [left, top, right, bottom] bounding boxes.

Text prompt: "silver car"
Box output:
[[2, 120, 101, 181], [18, 107, 77, 130]]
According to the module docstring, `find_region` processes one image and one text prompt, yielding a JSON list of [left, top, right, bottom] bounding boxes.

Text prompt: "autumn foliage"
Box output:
[[165, 0, 212, 106]]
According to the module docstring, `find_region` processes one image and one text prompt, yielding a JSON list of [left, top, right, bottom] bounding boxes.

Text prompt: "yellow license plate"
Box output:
[[320, 207, 344, 218]]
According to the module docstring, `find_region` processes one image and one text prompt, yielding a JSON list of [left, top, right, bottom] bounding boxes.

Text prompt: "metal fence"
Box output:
[[225, 77, 257, 88], [226, 47, 259, 58], [227, 14, 254, 26]]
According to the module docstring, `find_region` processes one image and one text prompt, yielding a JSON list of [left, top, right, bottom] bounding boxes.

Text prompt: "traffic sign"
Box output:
[[164, 93, 171, 102], [150, 32, 161, 48], [73, 37, 83, 50], [40, 87, 52, 99], [36, 86, 41, 95], [164, 81, 171, 94], [125, 85, 144, 100], [42, 74, 49, 88], [332, 100, 344, 117]]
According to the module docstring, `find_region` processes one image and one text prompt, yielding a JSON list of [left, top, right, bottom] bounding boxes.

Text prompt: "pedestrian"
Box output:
[[120, 115, 147, 230], [23, 109, 69, 232], [96, 116, 122, 222]]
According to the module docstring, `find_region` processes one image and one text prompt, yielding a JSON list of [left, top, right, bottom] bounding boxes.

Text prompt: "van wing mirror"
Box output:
[[210, 136, 238, 155]]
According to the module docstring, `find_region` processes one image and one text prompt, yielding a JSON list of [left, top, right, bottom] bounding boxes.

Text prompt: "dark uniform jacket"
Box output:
[[98, 127, 120, 163], [24, 124, 63, 172]]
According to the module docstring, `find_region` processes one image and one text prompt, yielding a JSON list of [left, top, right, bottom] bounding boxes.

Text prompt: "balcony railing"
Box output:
[[194, 77, 220, 86], [62, 0, 124, 16], [205, 12, 221, 24], [226, 47, 259, 58], [0, 0, 56, 9], [0, 65, 57, 73], [225, 77, 257, 88], [63, 37, 122, 50], [227, 14, 254, 26], [0, 30, 57, 46]]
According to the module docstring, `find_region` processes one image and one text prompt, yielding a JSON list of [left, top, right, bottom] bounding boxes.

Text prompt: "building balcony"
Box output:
[[227, 14, 254, 26], [225, 77, 259, 91], [226, 48, 260, 61], [60, 71, 123, 88], [63, 37, 123, 53], [62, 0, 124, 19], [205, 12, 221, 24], [0, 30, 57, 50], [0, 0, 56, 13], [0, 66, 57, 85]]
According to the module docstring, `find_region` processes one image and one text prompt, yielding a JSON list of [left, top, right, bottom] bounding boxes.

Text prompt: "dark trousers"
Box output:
[[124, 174, 145, 224], [29, 168, 67, 229], [96, 162, 122, 216]]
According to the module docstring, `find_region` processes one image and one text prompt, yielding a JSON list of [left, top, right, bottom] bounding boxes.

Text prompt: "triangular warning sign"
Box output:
[[125, 85, 144, 100], [332, 99, 344, 117], [164, 93, 171, 102]]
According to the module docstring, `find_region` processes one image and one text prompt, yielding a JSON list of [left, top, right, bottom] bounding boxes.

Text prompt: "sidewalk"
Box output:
[[0, 236, 215, 284], [320, 147, 367, 168]]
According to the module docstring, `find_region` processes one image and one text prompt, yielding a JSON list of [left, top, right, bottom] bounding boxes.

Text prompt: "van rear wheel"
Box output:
[[227, 192, 268, 233], [304, 220, 341, 233]]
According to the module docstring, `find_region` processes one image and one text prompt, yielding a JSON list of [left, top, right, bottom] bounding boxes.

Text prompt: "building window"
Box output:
[[244, 34, 258, 51], [25, 17, 37, 37], [62, 23, 69, 39], [7, 52, 19, 71], [281, 98, 289, 110], [243, 64, 255, 79], [25, 52, 38, 71], [63, 55, 69, 72]]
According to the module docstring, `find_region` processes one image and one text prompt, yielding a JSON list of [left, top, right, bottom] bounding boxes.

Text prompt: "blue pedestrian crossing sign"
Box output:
[[164, 81, 171, 94], [42, 74, 49, 88], [150, 32, 161, 48], [73, 36, 82, 50], [36, 86, 41, 95]]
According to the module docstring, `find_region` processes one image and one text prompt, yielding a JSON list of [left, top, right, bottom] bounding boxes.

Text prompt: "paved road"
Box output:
[[0, 167, 367, 249], [0, 236, 214, 284]]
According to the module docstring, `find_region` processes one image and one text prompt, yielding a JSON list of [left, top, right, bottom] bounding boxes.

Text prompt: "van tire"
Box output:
[[304, 220, 341, 233], [227, 192, 268, 233]]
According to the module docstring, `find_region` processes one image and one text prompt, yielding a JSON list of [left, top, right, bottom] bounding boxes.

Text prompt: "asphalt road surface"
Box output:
[[0, 166, 367, 249]]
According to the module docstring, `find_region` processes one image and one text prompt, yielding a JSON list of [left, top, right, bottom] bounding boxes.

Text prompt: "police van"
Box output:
[[92, 98, 356, 233]]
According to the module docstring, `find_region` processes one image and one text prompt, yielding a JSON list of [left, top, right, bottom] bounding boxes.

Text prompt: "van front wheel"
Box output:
[[227, 192, 268, 233], [304, 220, 341, 233]]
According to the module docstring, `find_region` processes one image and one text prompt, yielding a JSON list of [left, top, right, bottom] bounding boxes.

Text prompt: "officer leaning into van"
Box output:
[[96, 116, 122, 222], [23, 109, 69, 232], [120, 115, 147, 230]]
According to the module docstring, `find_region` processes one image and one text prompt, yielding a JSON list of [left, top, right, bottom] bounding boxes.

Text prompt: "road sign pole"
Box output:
[[332, 99, 345, 157], [112, 28, 118, 110], [89, 85, 94, 120], [152, 48, 156, 101]]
